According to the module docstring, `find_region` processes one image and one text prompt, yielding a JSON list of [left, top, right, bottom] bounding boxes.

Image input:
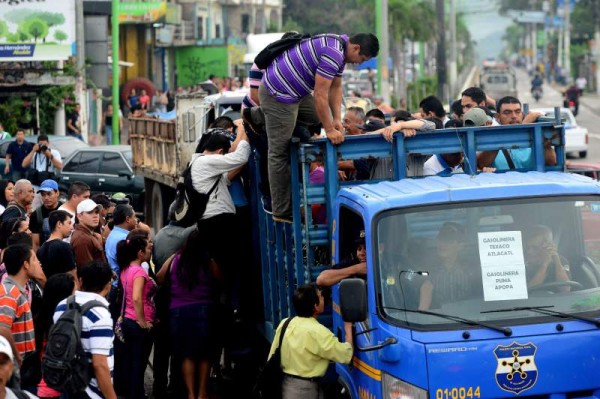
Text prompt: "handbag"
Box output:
[[114, 277, 126, 343], [253, 317, 294, 399]]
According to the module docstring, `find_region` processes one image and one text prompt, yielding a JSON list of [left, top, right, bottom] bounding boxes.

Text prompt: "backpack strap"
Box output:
[[206, 175, 221, 197], [501, 149, 516, 170], [276, 317, 294, 350], [80, 300, 109, 315]]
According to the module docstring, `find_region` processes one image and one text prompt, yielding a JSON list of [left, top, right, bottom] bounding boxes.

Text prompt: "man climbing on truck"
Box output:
[[259, 33, 379, 223]]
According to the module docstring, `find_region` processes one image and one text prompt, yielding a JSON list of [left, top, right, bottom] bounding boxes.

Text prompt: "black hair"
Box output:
[[496, 96, 521, 113], [7, 232, 32, 248], [461, 87, 486, 105], [38, 134, 49, 143], [36, 273, 75, 340], [392, 110, 414, 122], [419, 95, 446, 118], [209, 116, 234, 130], [476, 105, 494, 116], [451, 99, 464, 118], [0, 180, 13, 207], [201, 131, 231, 153], [282, 31, 300, 39], [195, 128, 232, 153], [444, 119, 463, 128], [349, 33, 380, 58], [292, 284, 321, 317], [113, 204, 134, 225], [79, 260, 113, 293], [177, 229, 212, 291], [3, 244, 32, 276], [365, 108, 385, 121], [67, 181, 90, 200], [116, 234, 148, 271], [49, 210, 72, 232], [0, 217, 27, 249]]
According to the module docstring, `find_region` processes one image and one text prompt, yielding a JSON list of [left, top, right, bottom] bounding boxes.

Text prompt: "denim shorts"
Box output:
[[170, 303, 219, 360]]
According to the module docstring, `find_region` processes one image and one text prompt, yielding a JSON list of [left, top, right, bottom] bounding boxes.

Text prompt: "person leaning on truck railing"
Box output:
[[316, 231, 367, 287], [269, 284, 353, 399], [259, 33, 379, 223], [476, 96, 556, 170]]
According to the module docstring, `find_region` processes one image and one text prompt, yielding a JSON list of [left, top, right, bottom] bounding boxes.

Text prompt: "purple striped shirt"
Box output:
[[262, 34, 347, 104], [242, 63, 263, 109]]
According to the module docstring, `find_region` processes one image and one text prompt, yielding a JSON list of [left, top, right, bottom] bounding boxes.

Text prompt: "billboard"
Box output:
[[118, 2, 167, 24], [0, 0, 76, 61]]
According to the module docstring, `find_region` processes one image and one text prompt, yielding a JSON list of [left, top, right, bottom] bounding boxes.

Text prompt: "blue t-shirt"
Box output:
[[6, 141, 33, 172], [492, 148, 534, 170], [105, 226, 129, 286]]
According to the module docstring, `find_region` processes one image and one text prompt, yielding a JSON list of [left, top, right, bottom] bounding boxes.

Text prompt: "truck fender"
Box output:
[[336, 362, 359, 399]]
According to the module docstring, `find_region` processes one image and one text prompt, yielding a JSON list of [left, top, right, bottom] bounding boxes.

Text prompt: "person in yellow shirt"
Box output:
[[269, 284, 354, 398]]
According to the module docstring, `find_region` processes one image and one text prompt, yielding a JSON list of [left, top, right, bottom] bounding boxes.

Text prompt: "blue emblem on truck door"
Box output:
[[494, 342, 538, 395]]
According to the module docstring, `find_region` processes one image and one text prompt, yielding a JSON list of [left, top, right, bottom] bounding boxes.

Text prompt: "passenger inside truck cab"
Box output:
[[316, 230, 367, 287], [524, 224, 571, 292], [418, 222, 480, 311]]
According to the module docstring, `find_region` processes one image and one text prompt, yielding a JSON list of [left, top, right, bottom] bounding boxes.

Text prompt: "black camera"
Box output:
[[38, 144, 48, 153]]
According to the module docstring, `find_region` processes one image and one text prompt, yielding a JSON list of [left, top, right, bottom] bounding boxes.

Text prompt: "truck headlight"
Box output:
[[382, 372, 428, 399]]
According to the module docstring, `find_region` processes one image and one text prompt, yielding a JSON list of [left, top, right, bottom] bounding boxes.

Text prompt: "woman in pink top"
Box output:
[[117, 233, 156, 399]]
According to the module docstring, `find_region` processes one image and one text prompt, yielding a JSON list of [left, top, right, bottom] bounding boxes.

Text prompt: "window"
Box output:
[[242, 14, 250, 34], [101, 151, 128, 175], [215, 24, 220, 39], [77, 152, 101, 174], [197, 16, 204, 40], [376, 196, 600, 330], [62, 153, 81, 173]]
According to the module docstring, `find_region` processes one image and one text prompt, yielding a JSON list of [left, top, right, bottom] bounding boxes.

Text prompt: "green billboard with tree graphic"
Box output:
[[0, 0, 76, 61]]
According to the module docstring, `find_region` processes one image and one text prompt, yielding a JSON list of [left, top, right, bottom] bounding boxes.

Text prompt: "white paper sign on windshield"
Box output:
[[478, 231, 528, 301]]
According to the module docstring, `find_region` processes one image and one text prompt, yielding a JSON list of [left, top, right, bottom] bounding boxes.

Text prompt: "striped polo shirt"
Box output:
[[54, 291, 113, 399], [262, 34, 347, 103], [0, 277, 35, 357], [242, 63, 263, 109]]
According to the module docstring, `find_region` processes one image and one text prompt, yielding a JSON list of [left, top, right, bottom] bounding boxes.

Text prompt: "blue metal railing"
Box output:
[[251, 121, 565, 341]]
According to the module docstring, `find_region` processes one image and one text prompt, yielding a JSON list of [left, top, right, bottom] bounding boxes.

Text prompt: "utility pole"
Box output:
[[436, 0, 446, 99], [449, 0, 457, 99], [564, 0, 571, 81], [595, 0, 600, 95], [379, 0, 390, 103], [112, 0, 120, 144]]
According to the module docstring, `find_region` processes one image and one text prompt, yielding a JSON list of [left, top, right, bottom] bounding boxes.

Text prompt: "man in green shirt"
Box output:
[[269, 284, 353, 398]]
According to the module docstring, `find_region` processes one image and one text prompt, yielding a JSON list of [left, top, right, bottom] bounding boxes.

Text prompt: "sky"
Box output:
[[458, 0, 513, 62]]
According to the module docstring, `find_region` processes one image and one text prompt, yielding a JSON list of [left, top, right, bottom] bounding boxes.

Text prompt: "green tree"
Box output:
[[54, 29, 67, 43], [0, 20, 8, 41], [282, 0, 373, 34], [5, 10, 64, 27], [21, 18, 49, 43]]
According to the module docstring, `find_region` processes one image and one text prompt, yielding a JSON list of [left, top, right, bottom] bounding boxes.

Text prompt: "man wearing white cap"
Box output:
[[0, 335, 37, 398], [70, 199, 106, 271]]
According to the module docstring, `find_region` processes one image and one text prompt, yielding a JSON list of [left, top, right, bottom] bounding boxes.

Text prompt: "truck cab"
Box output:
[[253, 118, 600, 398]]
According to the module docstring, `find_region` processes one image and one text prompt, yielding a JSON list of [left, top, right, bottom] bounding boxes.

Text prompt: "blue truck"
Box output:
[[253, 117, 600, 399]]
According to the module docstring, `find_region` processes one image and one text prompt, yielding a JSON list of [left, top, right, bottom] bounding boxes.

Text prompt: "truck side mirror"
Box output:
[[340, 278, 367, 323]]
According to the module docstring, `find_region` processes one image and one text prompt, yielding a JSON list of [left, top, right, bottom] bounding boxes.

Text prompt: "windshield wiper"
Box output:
[[481, 306, 600, 328], [383, 306, 512, 336]]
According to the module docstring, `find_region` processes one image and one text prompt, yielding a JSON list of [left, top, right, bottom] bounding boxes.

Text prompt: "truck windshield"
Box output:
[[375, 196, 600, 329]]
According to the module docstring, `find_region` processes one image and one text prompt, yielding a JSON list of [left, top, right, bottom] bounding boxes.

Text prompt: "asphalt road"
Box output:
[[514, 68, 600, 163]]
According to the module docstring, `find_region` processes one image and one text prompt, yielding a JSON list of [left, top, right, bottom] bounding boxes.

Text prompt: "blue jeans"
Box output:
[[67, 132, 84, 141], [105, 126, 113, 145], [120, 318, 154, 399]]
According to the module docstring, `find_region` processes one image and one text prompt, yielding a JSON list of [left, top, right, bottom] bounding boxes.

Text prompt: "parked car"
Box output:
[[56, 145, 144, 212], [566, 161, 600, 180], [531, 107, 589, 158], [0, 135, 89, 178]]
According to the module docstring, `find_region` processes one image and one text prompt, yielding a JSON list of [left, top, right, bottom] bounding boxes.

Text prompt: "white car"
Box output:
[[531, 107, 588, 158]]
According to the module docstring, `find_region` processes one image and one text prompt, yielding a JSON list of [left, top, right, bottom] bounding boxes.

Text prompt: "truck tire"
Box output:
[[150, 182, 166, 230]]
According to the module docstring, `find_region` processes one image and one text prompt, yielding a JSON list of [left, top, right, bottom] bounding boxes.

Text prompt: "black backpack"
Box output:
[[254, 33, 345, 70], [172, 156, 220, 227], [42, 296, 108, 394], [254, 33, 309, 69]]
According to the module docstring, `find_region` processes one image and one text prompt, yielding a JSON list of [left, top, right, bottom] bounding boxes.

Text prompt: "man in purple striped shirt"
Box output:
[[259, 33, 379, 222]]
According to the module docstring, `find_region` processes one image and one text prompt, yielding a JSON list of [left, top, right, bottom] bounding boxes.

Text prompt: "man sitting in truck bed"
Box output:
[[477, 96, 557, 170]]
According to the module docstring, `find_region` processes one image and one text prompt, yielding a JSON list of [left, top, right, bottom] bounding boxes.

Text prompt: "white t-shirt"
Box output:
[[423, 154, 463, 176], [32, 148, 61, 173]]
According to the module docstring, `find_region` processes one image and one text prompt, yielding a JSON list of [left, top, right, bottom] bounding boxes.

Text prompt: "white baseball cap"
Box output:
[[77, 199, 103, 214], [0, 335, 14, 361]]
